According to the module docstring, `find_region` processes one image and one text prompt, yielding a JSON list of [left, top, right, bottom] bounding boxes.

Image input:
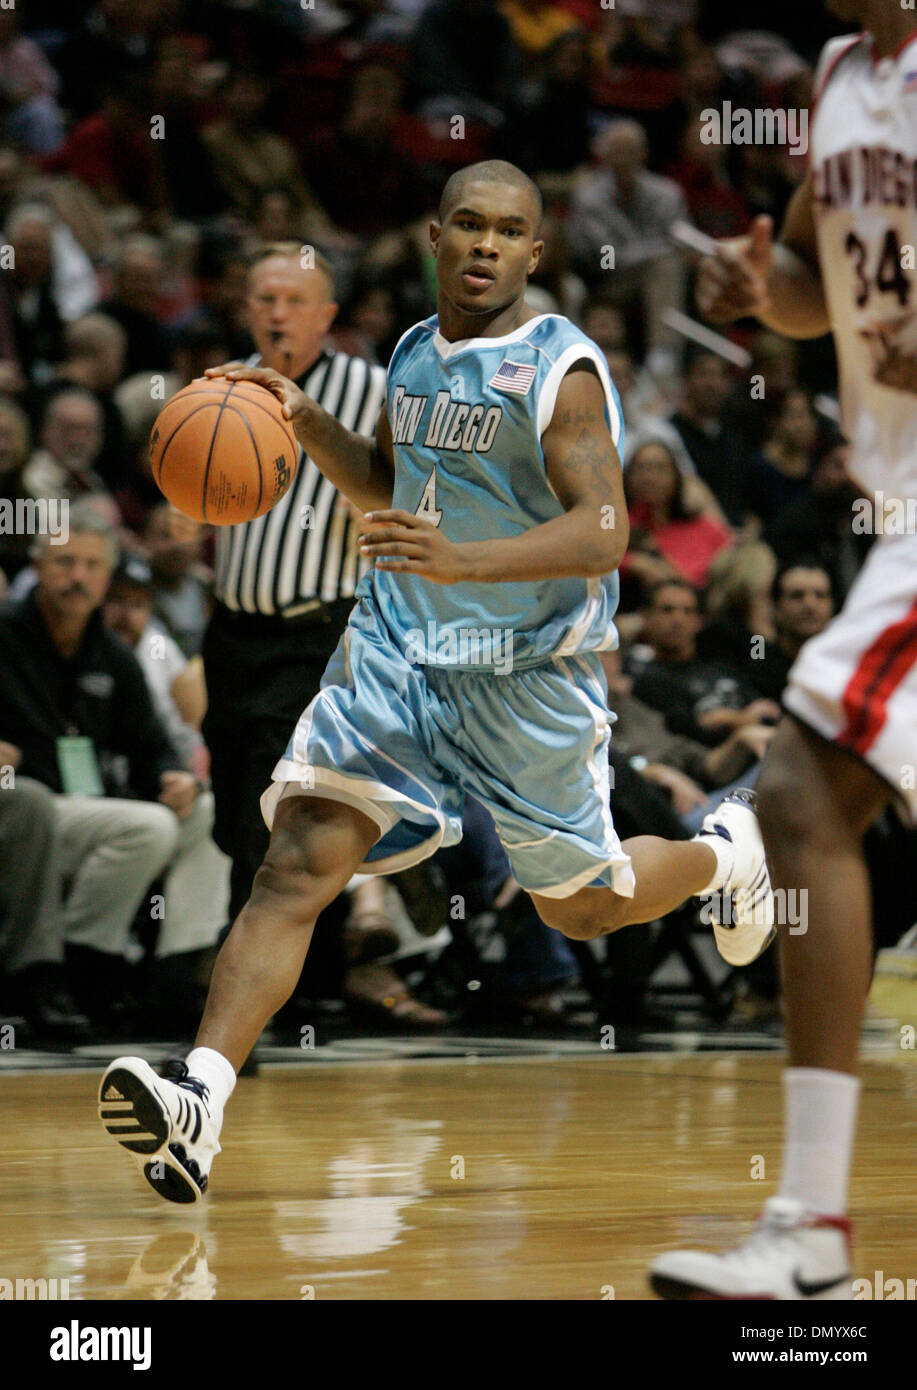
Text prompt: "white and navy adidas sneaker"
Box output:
[[694, 788, 776, 967], [98, 1057, 220, 1204], [649, 1197, 853, 1300]]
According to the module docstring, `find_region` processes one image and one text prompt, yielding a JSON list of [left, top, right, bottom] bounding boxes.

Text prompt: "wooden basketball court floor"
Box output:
[[2, 1043, 916, 1300]]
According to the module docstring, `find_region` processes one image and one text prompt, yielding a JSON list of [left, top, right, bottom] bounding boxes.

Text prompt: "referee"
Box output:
[[201, 242, 387, 923]]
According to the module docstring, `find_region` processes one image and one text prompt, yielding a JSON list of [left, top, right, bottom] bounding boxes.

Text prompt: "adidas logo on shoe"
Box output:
[[98, 1056, 222, 1204]]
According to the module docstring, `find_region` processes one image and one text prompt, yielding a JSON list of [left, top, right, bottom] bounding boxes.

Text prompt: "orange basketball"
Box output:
[[149, 378, 300, 524]]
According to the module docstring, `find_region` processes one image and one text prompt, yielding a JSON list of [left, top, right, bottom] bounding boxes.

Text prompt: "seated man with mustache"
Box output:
[[0, 498, 202, 1030]]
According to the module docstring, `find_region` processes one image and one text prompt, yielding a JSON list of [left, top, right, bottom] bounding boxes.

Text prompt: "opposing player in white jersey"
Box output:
[[652, 0, 917, 1300]]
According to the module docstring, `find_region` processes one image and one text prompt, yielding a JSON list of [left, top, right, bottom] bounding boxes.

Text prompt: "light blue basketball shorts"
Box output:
[[260, 599, 635, 899]]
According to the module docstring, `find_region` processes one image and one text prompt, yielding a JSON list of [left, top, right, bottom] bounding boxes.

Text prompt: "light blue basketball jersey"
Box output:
[[357, 312, 625, 672]]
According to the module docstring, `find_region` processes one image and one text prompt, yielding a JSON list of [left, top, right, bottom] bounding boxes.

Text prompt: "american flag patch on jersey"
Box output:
[[488, 359, 537, 394], [905, 69, 917, 94]]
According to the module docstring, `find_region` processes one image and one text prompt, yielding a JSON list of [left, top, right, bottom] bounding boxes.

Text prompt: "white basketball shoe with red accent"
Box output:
[[649, 1196, 853, 1300]]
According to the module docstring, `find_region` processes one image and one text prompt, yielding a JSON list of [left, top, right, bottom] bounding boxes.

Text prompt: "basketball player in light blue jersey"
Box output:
[[99, 162, 775, 1205]]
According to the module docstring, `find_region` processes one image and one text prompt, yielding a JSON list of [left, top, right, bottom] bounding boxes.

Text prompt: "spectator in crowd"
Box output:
[[3, 203, 67, 387], [666, 119, 750, 241], [202, 67, 322, 225], [147, 36, 225, 223], [583, 295, 673, 417], [603, 644, 774, 822], [180, 236, 255, 364], [697, 539, 777, 676], [249, 186, 302, 249], [502, 27, 595, 181], [305, 63, 431, 242], [579, 298, 627, 354], [435, 796, 580, 1023], [143, 502, 212, 659], [668, 347, 746, 524], [734, 124, 802, 227], [722, 330, 800, 460], [22, 385, 108, 502], [523, 210, 587, 320], [599, 0, 682, 73], [39, 312, 127, 487], [621, 436, 732, 592], [57, 0, 165, 121], [44, 70, 170, 220], [0, 394, 35, 583], [103, 553, 230, 1028], [336, 873, 449, 1029], [111, 405, 174, 537], [744, 385, 819, 526], [670, 33, 759, 160], [336, 276, 403, 367], [113, 318, 230, 465], [100, 234, 171, 376], [408, 0, 521, 128], [103, 554, 207, 775], [0, 8, 66, 156], [765, 432, 871, 604], [499, 0, 583, 58], [625, 578, 780, 747], [0, 503, 207, 1027], [156, 222, 203, 327], [0, 772, 88, 1041], [0, 145, 112, 290], [747, 560, 836, 704], [568, 119, 690, 370]]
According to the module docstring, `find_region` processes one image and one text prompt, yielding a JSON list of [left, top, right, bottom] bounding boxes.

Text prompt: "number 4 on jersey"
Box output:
[[416, 468, 443, 526]]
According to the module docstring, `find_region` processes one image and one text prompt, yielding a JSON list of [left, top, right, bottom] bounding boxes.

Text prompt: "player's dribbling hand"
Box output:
[[696, 215, 774, 323], [358, 510, 468, 584], [203, 362, 315, 431]]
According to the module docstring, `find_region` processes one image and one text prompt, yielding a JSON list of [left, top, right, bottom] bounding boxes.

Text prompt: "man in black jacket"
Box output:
[[0, 501, 201, 1022]]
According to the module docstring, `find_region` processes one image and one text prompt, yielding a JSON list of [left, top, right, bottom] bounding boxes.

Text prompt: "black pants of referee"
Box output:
[[202, 599, 356, 929]]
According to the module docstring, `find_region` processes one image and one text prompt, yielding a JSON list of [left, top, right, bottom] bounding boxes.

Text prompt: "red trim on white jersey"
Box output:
[[877, 28, 917, 66], [812, 35, 863, 116]]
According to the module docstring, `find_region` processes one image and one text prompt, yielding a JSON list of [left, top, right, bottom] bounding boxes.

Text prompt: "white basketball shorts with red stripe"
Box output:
[[783, 532, 917, 817]]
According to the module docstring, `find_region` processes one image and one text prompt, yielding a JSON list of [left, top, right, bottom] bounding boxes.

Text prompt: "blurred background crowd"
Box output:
[[1, 0, 913, 1053]]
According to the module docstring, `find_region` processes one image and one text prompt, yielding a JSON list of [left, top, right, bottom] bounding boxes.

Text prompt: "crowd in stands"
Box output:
[[2, 0, 905, 1049]]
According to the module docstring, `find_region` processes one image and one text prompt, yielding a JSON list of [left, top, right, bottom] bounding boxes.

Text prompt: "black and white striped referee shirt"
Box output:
[[214, 349, 388, 614]]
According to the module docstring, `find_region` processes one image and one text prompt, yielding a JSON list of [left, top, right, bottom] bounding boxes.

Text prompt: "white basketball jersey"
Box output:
[[811, 31, 917, 499]]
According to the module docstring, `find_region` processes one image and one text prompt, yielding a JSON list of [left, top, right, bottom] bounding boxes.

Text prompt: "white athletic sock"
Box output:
[[692, 830, 734, 894], [185, 1047, 236, 1130], [778, 1067, 860, 1216]]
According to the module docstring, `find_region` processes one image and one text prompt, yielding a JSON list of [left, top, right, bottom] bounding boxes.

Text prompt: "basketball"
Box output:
[[149, 378, 300, 525]]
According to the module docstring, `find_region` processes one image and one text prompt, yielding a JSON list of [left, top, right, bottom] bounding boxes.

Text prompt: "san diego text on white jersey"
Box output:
[[811, 31, 917, 502]]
